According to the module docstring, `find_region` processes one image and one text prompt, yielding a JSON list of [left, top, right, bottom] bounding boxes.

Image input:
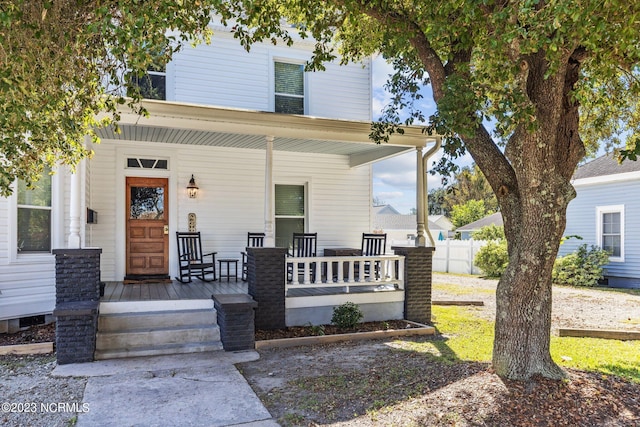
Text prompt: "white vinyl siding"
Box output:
[[86, 143, 118, 278], [170, 34, 371, 121], [563, 180, 640, 279], [0, 29, 377, 320], [89, 140, 371, 281], [0, 171, 66, 321]]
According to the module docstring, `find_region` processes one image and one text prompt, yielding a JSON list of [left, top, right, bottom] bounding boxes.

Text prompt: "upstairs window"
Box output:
[[274, 62, 304, 114], [597, 205, 624, 262], [17, 168, 52, 253], [128, 64, 166, 100], [127, 46, 168, 101]]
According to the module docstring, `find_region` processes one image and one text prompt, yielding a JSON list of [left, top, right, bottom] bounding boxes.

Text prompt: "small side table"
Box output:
[[218, 259, 239, 282], [323, 248, 362, 281]]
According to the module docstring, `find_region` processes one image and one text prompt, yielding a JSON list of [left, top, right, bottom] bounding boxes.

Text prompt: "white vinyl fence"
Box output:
[[391, 239, 487, 275], [433, 239, 486, 274]]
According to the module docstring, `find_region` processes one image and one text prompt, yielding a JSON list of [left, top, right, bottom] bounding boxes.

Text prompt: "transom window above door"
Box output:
[[274, 61, 304, 114], [126, 158, 168, 170]]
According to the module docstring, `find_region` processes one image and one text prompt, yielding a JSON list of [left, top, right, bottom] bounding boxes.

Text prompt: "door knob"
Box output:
[[163, 225, 169, 235]]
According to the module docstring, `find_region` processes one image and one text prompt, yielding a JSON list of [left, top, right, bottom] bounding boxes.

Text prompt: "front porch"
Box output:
[[54, 246, 434, 364], [101, 280, 247, 302]]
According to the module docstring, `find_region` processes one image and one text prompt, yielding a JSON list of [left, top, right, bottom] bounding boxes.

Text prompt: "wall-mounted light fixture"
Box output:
[[187, 175, 199, 199]]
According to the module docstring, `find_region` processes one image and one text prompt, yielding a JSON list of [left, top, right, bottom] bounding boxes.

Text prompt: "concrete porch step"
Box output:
[[94, 341, 224, 360], [95, 299, 223, 360], [96, 324, 221, 351], [98, 309, 216, 332], [99, 299, 214, 314]]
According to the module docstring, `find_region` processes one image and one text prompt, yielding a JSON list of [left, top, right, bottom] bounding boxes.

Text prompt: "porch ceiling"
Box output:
[[96, 100, 440, 167]]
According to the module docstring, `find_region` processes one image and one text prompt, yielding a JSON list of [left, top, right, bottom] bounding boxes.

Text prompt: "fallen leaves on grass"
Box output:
[[240, 339, 640, 426]]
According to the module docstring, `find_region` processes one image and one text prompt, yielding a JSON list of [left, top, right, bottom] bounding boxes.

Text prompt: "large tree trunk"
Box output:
[[403, 0, 588, 378], [466, 50, 586, 380], [492, 194, 569, 380]]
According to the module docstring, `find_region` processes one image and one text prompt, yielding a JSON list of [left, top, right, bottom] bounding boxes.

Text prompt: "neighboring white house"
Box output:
[[560, 154, 640, 289], [372, 205, 453, 247], [455, 212, 503, 240], [0, 23, 439, 330]]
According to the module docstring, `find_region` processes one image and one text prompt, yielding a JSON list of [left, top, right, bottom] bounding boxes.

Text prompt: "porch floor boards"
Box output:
[[102, 280, 248, 302], [286, 283, 399, 297]]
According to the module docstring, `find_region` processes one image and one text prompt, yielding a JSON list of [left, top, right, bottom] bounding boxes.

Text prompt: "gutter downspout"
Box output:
[[416, 137, 442, 247]]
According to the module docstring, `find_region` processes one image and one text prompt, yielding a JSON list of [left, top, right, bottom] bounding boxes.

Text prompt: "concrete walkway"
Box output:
[[52, 351, 279, 427]]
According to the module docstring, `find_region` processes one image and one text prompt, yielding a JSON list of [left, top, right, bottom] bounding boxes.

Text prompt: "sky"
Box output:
[[370, 57, 473, 214]]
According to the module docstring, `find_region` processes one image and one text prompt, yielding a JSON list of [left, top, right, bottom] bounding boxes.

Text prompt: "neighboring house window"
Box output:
[[274, 62, 304, 114], [596, 205, 624, 262], [275, 184, 305, 248], [17, 168, 52, 253]]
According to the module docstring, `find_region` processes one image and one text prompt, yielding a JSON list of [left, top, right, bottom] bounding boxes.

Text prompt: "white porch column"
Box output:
[[68, 136, 90, 249], [415, 146, 427, 247], [68, 163, 82, 249], [264, 135, 275, 247]]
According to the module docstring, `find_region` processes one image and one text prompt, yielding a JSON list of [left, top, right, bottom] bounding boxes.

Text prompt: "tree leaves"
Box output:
[[0, 0, 216, 195]]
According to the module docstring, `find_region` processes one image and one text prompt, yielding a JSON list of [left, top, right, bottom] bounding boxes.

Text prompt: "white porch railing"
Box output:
[[285, 255, 405, 293]]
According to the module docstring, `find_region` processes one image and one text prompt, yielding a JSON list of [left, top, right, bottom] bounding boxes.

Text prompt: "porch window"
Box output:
[[274, 62, 304, 114], [17, 168, 52, 253], [275, 184, 305, 248], [597, 205, 624, 262]]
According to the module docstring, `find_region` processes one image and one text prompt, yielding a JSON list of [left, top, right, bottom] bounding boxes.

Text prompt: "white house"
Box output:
[[372, 205, 453, 246], [455, 212, 503, 240], [560, 154, 640, 288], [0, 23, 440, 331]]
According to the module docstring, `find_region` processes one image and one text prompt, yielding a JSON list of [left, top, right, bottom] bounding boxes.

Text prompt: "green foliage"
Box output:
[[305, 322, 325, 336], [331, 302, 363, 329], [474, 240, 509, 278], [552, 244, 610, 287], [450, 199, 489, 228], [428, 187, 448, 215], [443, 165, 498, 213], [472, 224, 505, 241], [0, 0, 216, 195]]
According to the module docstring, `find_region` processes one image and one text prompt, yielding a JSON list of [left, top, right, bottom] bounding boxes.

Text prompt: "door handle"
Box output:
[[164, 225, 169, 235]]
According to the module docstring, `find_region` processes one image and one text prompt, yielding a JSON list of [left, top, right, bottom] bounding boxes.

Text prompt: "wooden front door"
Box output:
[[126, 177, 169, 277]]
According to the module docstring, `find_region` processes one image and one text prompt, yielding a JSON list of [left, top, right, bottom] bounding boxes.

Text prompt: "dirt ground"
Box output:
[[238, 274, 640, 426], [431, 273, 640, 332]]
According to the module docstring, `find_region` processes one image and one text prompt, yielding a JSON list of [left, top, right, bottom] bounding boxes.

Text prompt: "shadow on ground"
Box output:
[[239, 334, 640, 426]]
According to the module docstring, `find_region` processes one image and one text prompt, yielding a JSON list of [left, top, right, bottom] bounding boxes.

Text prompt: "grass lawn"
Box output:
[[419, 306, 640, 382], [432, 281, 495, 296]]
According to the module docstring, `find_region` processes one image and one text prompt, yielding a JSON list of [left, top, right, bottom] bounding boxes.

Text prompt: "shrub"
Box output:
[[552, 244, 609, 287], [472, 224, 505, 241], [331, 302, 364, 329], [474, 240, 508, 277]]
